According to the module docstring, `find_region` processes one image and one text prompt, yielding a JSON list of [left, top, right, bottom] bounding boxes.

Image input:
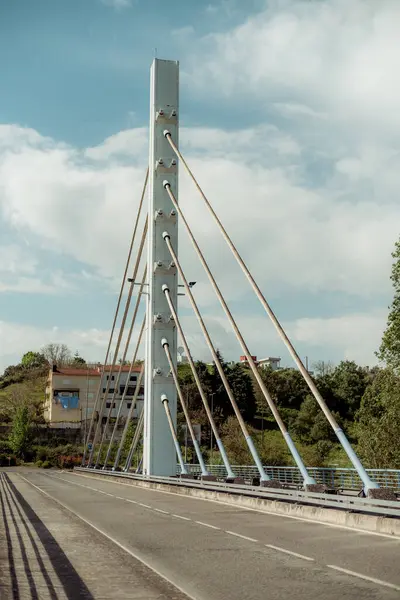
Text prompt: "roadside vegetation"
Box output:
[[1, 238, 400, 471]]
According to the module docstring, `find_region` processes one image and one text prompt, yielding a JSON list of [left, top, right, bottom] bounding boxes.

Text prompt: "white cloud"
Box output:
[[0, 305, 385, 374], [2, 0, 400, 370], [0, 244, 37, 275], [173, 308, 387, 368], [188, 0, 400, 131], [0, 278, 62, 295], [0, 120, 398, 302], [100, 0, 131, 9], [0, 318, 145, 373], [287, 310, 387, 367]]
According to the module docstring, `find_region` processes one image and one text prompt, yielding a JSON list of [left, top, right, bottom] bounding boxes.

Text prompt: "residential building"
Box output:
[[44, 364, 143, 428], [239, 355, 258, 364], [100, 365, 144, 422], [256, 357, 281, 371]]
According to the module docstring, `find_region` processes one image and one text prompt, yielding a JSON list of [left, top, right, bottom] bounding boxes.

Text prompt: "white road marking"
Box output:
[[28, 469, 400, 590], [195, 521, 220, 530], [71, 471, 400, 541], [326, 565, 400, 592], [18, 475, 200, 600], [265, 544, 314, 562], [154, 508, 169, 514], [225, 531, 258, 543]]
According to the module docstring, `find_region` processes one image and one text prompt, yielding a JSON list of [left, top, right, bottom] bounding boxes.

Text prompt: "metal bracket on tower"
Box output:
[[155, 108, 178, 124], [155, 209, 177, 224], [154, 260, 176, 275], [155, 158, 177, 173]]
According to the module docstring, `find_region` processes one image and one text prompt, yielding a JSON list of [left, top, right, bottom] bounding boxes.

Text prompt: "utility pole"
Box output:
[[210, 392, 215, 462], [143, 59, 179, 476]]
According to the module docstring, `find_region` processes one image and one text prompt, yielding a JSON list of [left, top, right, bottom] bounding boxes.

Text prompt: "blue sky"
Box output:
[[1, 0, 399, 371]]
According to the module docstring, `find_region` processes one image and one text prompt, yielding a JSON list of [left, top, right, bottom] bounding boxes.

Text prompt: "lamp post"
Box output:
[[210, 392, 215, 462]]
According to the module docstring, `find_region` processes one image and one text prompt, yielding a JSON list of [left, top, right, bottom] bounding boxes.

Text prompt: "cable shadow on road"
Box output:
[[0, 475, 19, 600], [2, 474, 59, 600], [3, 473, 95, 600]]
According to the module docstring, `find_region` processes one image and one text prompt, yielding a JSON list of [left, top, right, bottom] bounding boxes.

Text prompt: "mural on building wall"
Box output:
[[54, 391, 80, 410]]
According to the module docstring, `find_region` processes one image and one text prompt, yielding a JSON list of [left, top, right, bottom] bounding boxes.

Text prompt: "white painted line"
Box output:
[[125, 499, 138, 505], [327, 565, 400, 592], [139, 502, 152, 509], [19, 475, 200, 600], [172, 514, 191, 521], [70, 471, 400, 541], [225, 530, 258, 543], [195, 521, 220, 530], [154, 508, 169, 514], [265, 544, 314, 562]]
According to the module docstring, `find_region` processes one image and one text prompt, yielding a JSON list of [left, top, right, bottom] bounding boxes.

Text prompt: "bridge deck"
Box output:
[[1, 468, 399, 599]]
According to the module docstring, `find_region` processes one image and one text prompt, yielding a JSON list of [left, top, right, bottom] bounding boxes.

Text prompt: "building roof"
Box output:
[[51, 364, 142, 377], [52, 368, 100, 377], [103, 365, 142, 373]]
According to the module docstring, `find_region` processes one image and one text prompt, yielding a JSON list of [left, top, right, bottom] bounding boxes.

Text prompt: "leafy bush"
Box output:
[[42, 460, 51, 469], [58, 455, 82, 469], [35, 460, 43, 468]]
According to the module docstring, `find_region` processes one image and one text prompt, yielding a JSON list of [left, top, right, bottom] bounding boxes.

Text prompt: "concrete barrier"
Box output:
[[74, 470, 400, 537]]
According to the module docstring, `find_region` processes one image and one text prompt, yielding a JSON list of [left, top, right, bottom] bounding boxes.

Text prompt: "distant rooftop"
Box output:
[[51, 364, 142, 376]]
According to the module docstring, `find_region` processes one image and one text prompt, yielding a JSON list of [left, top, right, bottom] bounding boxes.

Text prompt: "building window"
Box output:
[[102, 388, 106, 393], [87, 392, 94, 399], [106, 375, 115, 381], [106, 402, 116, 409], [88, 379, 96, 386], [127, 403, 132, 409], [109, 388, 115, 393], [130, 375, 137, 381], [120, 385, 135, 396]]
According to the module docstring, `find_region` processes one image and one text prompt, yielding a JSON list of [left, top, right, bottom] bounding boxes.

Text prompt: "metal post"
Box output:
[[143, 58, 179, 476], [210, 393, 215, 462]]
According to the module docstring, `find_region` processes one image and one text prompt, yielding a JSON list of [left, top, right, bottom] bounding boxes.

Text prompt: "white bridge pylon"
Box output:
[[143, 59, 179, 476]]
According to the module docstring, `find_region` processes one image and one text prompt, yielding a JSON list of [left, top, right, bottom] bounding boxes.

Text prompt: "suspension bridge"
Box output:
[[1, 59, 399, 600]]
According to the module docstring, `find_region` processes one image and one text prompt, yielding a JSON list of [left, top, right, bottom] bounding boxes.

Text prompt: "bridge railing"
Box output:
[[179, 464, 400, 491]]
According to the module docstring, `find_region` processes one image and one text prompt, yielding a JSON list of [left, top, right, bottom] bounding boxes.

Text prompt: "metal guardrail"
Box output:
[[74, 467, 400, 519], [179, 464, 400, 491]]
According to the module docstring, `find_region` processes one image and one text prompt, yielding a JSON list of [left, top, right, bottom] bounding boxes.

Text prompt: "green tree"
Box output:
[[291, 395, 341, 444], [21, 351, 47, 369], [72, 351, 86, 366], [377, 239, 400, 371], [328, 360, 369, 419], [356, 368, 400, 469], [254, 367, 310, 432], [9, 405, 32, 458]]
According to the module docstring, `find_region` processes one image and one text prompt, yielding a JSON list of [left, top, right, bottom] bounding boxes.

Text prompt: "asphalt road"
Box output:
[[1, 468, 400, 600]]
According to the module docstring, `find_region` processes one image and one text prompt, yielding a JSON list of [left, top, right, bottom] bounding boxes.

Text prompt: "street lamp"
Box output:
[[210, 392, 215, 461]]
